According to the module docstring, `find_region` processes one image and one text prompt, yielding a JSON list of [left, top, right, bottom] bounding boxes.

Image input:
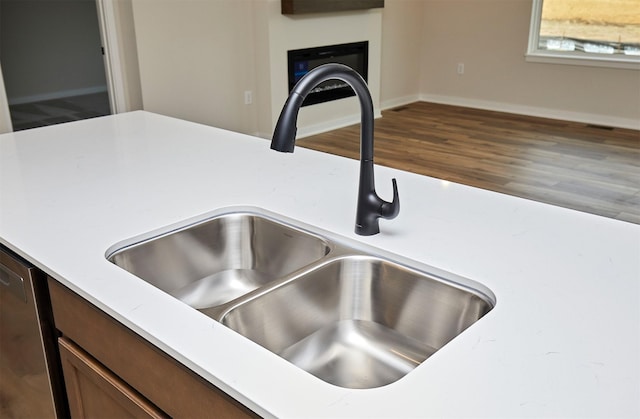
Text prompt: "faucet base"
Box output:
[[355, 223, 379, 236]]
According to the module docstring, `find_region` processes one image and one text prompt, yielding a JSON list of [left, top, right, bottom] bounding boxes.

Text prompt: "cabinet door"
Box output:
[[58, 337, 167, 419], [49, 277, 258, 418]]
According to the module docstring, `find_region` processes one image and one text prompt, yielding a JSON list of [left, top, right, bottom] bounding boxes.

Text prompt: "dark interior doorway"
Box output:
[[0, 0, 111, 131]]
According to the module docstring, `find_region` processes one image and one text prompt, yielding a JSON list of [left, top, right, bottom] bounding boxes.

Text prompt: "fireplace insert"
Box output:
[[287, 41, 368, 106]]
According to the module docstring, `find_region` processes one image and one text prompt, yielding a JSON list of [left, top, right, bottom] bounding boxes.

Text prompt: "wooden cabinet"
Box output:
[[59, 337, 166, 418], [48, 278, 257, 419]]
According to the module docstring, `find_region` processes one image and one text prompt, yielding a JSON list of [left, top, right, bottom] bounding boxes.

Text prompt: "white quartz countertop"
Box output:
[[1, 111, 638, 418]]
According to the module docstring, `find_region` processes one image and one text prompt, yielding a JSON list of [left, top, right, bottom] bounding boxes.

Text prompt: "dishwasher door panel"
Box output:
[[0, 246, 66, 418]]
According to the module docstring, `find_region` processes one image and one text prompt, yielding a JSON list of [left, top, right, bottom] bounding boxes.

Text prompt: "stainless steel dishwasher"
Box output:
[[0, 245, 67, 418]]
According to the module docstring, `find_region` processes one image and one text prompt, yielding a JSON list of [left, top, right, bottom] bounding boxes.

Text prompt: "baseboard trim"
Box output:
[[381, 94, 421, 111], [8, 86, 109, 106], [419, 93, 640, 130], [262, 93, 639, 139]]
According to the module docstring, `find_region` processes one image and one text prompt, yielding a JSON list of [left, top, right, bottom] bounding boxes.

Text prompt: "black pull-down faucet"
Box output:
[[270, 63, 399, 236]]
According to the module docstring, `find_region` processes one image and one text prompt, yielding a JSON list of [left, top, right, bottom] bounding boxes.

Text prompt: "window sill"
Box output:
[[526, 51, 640, 70]]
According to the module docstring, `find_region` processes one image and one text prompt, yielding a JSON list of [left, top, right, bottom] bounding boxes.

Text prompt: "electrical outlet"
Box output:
[[244, 90, 253, 105], [457, 63, 464, 75]]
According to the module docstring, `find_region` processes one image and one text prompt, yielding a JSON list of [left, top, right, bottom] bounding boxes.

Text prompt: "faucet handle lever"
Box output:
[[380, 178, 400, 219]]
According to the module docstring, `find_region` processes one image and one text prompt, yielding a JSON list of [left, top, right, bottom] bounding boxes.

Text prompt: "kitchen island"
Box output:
[[1, 111, 638, 418]]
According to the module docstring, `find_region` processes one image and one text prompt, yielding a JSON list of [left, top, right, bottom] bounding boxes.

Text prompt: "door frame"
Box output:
[[96, 0, 125, 114], [0, 0, 124, 133], [0, 65, 13, 133]]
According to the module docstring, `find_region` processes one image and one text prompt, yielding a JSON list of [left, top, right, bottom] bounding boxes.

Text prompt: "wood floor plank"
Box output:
[[297, 102, 640, 224]]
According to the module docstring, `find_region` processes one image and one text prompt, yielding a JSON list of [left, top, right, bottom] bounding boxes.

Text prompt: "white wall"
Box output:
[[129, 0, 638, 135], [252, 0, 274, 138], [131, 0, 258, 133], [132, 0, 382, 138], [379, 0, 423, 109], [418, 0, 640, 129]]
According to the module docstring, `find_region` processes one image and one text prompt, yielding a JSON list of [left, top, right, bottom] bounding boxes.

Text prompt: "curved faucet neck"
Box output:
[[272, 64, 374, 161], [270, 63, 399, 236]]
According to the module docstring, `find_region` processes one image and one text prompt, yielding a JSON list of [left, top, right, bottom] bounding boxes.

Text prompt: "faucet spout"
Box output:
[[271, 63, 399, 236]]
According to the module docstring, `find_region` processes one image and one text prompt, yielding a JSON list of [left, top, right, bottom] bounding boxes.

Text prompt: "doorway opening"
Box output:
[[0, 0, 111, 131]]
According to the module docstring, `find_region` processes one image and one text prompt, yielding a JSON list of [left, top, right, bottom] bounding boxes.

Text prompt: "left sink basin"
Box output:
[[107, 212, 331, 309]]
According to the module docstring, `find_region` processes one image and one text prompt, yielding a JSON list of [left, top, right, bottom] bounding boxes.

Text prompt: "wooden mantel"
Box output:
[[281, 0, 384, 15]]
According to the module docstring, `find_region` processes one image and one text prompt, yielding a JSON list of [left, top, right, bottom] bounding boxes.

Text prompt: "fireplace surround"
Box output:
[[287, 41, 369, 107]]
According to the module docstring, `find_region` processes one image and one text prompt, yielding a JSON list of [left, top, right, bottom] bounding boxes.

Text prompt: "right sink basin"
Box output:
[[220, 254, 494, 389]]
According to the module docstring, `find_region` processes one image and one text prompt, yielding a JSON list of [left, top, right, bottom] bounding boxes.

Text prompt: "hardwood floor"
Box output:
[[297, 102, 640, 224]]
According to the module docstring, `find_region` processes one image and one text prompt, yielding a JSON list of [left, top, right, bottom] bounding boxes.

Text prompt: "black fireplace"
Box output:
[[287, 41, 368, 106]]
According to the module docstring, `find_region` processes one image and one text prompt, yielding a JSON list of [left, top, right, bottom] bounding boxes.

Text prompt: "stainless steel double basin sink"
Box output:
[[106, 208, 495, 389]]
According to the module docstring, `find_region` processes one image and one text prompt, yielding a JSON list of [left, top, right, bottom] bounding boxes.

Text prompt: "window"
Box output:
[[527, 0, 640, 69]]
